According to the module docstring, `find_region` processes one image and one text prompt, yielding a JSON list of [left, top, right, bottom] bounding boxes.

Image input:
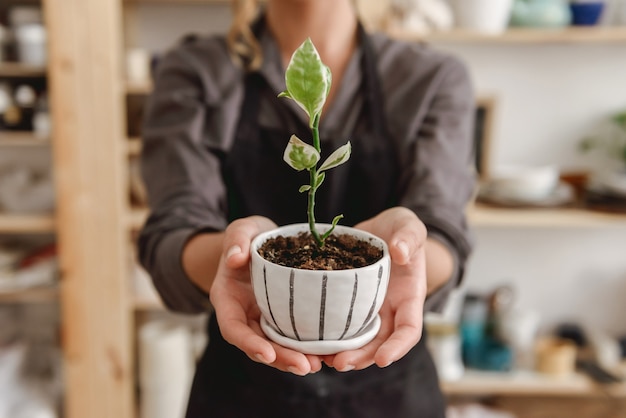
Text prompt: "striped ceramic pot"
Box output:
[[250, 223, 390, 355]]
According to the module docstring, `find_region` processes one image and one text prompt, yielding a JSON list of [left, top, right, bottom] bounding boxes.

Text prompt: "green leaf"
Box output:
[[319, 141, 351, 172], [283, 135, 320, 171], [314, 172, 326, 189], [321, 214, 344, 241], [282, 38, 331, 127], [299, 185, 311, 193], [613, 111, 626, 130]]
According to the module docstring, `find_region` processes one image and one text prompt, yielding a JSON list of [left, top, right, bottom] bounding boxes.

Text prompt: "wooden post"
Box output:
[[44, 0, 133, 417]]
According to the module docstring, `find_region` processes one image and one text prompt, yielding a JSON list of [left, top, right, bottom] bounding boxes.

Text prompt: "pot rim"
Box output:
[[250, 223, 390, 272]]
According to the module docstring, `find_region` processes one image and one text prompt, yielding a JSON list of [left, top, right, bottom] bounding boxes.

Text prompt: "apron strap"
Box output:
[[357, 22, 391, 142]]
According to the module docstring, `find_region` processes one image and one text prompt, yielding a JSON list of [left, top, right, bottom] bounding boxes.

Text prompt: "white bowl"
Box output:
[[485, 165, 559, 202], [250, 223, 390, 354]]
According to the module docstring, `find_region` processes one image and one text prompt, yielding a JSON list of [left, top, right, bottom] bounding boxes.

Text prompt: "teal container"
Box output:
[[510, 0, 573, 27]]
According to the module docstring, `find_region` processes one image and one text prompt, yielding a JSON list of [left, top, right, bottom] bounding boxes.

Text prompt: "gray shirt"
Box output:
[[138, 28, 476, 314]]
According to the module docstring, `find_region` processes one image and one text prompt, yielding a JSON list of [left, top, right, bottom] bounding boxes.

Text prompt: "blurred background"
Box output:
[[1, 0, 626, 417]]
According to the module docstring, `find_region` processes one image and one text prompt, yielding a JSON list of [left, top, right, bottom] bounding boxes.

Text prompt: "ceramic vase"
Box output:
[[250, 223, 391, 355], [452, 0, 515, 34]]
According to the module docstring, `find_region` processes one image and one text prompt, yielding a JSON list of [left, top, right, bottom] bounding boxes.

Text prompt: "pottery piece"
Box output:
[[482, 164, 560, 202], [452, 0, 515, 34], [250, 223, 390, 355], [510, 0, 572, 27], [570, 1, 606, 25]]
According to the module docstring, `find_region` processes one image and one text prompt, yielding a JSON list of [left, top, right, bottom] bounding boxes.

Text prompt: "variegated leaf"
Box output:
[[319, 141, 351, 172], [283, 135, 320, 171]]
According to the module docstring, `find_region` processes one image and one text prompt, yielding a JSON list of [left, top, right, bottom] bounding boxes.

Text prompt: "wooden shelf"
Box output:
[[127, 137, 142, 157], [390, 26, 626, 44], [0, 131, 50, 146], [129, 204, 626, 231], [0, 62, 47, 78], [126, 80, 153, 95], [133, 295, 165, 310], [0, 286, 59, 304], [468, 204, 626, 228], [0, 214, 56, 233], [442, 370, 626, 397], [128, 207, 149, 230], [124, 0, 236, 3]]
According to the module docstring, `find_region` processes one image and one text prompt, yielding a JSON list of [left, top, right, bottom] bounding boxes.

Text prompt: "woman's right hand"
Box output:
[[210, 216, 324, 376]]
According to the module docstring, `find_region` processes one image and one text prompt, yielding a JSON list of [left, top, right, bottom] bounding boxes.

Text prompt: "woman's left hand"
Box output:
[[323, 207, 428, 371]]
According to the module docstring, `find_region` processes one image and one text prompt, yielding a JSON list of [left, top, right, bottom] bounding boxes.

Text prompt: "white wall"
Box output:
[[128, 6, 626, 335], [435, 42, 626, 335]]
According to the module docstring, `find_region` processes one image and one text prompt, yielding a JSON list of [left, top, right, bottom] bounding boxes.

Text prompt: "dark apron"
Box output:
[[186, 23, 446, 418]]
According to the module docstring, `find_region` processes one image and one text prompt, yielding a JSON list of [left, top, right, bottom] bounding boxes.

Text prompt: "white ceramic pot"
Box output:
[[453, 0, 514, 34], [14, 24, 47, 66], [250, 223, 390, 355]]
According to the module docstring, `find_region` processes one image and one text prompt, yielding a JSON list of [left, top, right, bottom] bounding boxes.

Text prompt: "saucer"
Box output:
[[478, 181, 575, 207], [260, 315, 381, 355]]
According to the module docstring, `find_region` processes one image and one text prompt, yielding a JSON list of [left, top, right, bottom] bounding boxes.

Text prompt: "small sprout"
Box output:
[[279, 38, 351, 247]]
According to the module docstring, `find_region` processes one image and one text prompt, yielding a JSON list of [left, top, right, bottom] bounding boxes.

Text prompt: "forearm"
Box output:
[[425, 237, 454, 295], [182, 231, 225, 294]]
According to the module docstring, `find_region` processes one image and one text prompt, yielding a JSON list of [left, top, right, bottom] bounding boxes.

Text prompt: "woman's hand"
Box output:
[[210, 216, 324, 376], [323, 207, 428, 371]]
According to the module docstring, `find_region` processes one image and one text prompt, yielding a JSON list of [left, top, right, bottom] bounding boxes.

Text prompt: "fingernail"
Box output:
[[397, 241, 409, 259], [255, 353, 269, 364], [380, 361, 393, 368], [338, 364, 355, 372], [288, 366, 306, 376], [226, 245, 242, 259]]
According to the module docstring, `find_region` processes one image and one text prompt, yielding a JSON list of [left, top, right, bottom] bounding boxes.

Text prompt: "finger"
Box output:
[[374, 299, 423, 367], [247, 320, 318, 376], [331, 308, 395, 371], [223, 217, 276, 268], [218, 316, 277, 365], [388, 220, 426, 267], [306, 354, 324, 373]]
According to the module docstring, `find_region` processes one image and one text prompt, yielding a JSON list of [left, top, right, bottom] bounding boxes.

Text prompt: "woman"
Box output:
[[138, 0, 475, 416]]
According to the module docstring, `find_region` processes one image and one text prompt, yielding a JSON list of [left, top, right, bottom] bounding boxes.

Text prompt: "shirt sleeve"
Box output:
[[137, 45, 229, 314], [398, 56, 476, 312]]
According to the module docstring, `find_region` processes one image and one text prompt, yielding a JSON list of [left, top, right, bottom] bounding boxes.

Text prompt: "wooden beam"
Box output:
[[44, 0, 134, 417]]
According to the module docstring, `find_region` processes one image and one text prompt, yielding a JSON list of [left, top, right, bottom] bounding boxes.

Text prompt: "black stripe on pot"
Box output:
[[289, 269, 301, 341], [339, 273, 359, 340], [264, 266, 285, 337], [318, 273, 328, 340], [355, 265, 383, 336]]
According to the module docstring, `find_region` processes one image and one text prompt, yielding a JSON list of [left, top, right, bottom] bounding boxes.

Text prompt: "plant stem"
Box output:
[[308, 168, 322, 246], [309, 114, 323, 247]]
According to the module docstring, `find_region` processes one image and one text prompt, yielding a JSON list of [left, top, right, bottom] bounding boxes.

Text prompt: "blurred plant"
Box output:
[[579, 110, 626, 167]]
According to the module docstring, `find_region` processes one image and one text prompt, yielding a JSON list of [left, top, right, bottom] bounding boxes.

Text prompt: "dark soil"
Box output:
[[258, 232, 383, 270]]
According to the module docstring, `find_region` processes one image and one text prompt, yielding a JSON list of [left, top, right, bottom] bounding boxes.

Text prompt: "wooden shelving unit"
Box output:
[[127, 137, 142, 157], [0, 286, 59, 303], [132, 294, 164, 310], [34, 1, 626, 416], [442, 370, 626, 397], [124, 0, 230, 3], [0, 131, 50, 146], [0, 62, 47, 77], [0, 214, 56, 233], [390, 26, 626, 44], [468, 203, 626, 228], [125, 80, 152, 95]]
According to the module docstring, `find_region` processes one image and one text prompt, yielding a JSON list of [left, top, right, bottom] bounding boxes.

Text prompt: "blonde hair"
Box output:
[[227, 0, 263, 72]]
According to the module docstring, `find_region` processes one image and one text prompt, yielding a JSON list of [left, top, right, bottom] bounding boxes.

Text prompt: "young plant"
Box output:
[[279, 38, 351, 247], [580, 110, 626, 167]]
